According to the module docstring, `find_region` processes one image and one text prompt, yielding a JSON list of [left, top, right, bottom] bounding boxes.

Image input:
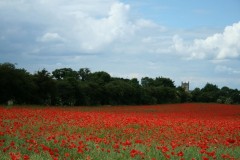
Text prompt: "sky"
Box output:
[[0, 0, 240, 89]]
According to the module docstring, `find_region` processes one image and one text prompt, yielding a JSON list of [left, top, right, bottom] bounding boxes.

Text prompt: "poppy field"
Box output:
[[0, 103, 240, 160]]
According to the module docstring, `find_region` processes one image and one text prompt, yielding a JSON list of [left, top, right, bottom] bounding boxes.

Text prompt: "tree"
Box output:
[[55, 80, 76, 106], [231, 89, 240, 104], [52, 68, 79, 80], [1, 62, 239, 106], [141, 77, 154, 87], [88, 71, 111, 85], [176, 86, 192, 103], [105, 80, 136, 105], [191, 88, 201, 102], [141, 77, 175, 88], [33, 69, 56, 105], [0, 63, 36, 104], [141, 76, 177, 104], [219, 87, 240, 104], [200, 83, 220, 102], [0, 63, 16, 103], [78, 68, 91, 81], [52, 68, 80, 106], [153, 87, 177, 104], [154, 77, 176, 88]]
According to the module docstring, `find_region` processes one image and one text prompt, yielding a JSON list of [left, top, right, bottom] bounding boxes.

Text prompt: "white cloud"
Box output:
[[69, 2, 165, 53], [0, 0, 169, 56], [172, 21, 240, 60], [76, 2, 135, 51], [215, 65, 240, 74], [135, 19, 161, 29], [1, 0, 240, 90], [38, 33, 64, 42]]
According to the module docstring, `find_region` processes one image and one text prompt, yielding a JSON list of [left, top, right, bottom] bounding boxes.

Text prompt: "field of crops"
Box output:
[[0, 103, 240, 160]]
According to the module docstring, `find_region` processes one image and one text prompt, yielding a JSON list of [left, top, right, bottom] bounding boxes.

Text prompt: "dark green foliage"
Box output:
[[191, 88, 201, 102], [199, 83, 220, 102], [0, 62, 239, 106], [0, 63, 36, 104], [176, 87, 192, 103], [141, 76, 175, 88], [52, 68, 79, 80], [88, 71, 111, 85], [105, 79, 137, 105], [78, 68, 91, 81], [33, 69, 56, 105]]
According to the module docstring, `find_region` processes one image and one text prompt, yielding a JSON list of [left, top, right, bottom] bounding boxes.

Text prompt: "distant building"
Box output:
[[181, 82, 190, 92]]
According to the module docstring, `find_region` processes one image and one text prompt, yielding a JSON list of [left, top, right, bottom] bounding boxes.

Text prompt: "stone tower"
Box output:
[[181, 82, 189, 92]]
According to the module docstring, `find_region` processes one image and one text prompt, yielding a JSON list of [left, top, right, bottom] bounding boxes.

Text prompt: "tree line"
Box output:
[[0, 62, 240, 106]]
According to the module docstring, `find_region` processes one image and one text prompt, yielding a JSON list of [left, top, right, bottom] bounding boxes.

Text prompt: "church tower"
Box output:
[[181, 81, 189, 92]]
